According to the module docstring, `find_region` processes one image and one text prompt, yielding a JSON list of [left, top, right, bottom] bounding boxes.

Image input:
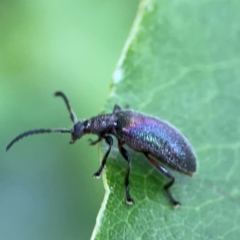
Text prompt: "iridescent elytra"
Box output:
[[6, 92, 197, 206]]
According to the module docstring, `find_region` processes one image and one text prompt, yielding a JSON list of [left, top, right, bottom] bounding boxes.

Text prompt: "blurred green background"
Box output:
[[0, 1, 138, 239]]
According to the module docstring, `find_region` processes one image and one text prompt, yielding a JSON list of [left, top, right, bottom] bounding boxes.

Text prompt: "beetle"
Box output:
[[6, 91, 197, 206]]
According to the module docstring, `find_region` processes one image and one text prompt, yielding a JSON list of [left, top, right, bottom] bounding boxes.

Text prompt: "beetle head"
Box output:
[[70, 121, 85, 144]]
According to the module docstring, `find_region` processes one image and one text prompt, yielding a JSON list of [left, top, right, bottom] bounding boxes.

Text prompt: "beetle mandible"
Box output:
[[6, 91, 197, 206]]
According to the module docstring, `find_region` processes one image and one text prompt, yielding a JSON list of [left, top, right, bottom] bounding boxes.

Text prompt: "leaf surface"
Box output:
[[92, 0, 240, 239]]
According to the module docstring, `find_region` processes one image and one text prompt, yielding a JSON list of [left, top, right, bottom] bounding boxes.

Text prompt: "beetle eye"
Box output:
[[115, 120, 122, 132]]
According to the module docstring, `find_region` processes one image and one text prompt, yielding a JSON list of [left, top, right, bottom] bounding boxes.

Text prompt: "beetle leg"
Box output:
[[113, 104, 122, 113], [93, 136, 113, 178], [144, 153, 181, 207], [118, 143, 134, 205], [88, 137, 101, 146]]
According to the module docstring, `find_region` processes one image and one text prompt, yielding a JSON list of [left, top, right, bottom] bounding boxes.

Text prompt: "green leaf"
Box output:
[[92, 0, 240, 239]]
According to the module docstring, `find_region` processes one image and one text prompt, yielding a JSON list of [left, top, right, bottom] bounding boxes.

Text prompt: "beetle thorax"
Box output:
[[85, 114, 116, 135]]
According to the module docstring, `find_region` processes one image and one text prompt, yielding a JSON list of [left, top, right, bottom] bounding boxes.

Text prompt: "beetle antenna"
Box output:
[[6, 128, 71, 151], [55, 91, 78, 124]]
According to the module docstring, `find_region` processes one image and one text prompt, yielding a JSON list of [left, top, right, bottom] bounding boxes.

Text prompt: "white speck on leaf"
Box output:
[[113, 67, 124, 84]]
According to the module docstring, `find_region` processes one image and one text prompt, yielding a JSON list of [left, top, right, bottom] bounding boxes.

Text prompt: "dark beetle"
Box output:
[[6, 92, 197, 206]]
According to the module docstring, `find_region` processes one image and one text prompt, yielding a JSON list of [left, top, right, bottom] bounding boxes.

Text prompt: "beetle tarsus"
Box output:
[[93, 172, 101, 178], [93, 136, 113, 178], [126, 185, 135, 205], [173, 201, 181, 207], [164, 178, 181, 206], [126, 199, 135, 205]]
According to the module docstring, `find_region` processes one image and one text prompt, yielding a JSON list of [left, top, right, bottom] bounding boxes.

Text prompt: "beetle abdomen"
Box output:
[[115, 110, 197, 175]]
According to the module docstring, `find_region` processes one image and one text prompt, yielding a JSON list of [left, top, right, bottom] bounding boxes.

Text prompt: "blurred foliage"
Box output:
[[0, 0, 138, 240], [93, 0, 240, 239]]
